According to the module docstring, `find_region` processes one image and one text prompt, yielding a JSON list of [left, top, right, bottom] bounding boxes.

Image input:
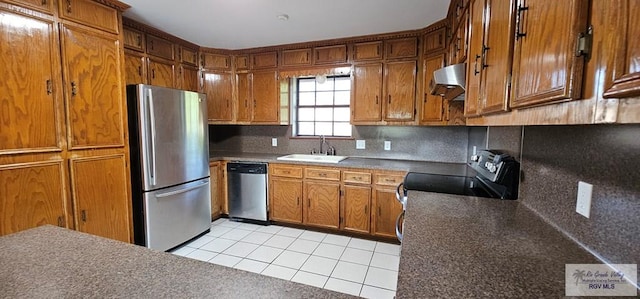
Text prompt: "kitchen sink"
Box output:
[[276, 154, 348, 164]]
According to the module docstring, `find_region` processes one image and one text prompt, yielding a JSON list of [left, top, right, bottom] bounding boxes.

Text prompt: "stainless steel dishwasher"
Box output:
[[227, 162, 268, 223]]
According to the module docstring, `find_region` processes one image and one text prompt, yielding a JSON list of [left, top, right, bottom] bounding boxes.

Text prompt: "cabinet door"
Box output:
[[480, 0, 516, 114], [70, 154, 131, 242], [124, 51, 146, 85], [251, 70, 279, 123], [0, 10, 61, 154], [386, 38, 418, 59], [179, 47, 198, 66], [270, 178, 303, 223], [353, 41, 382, 61], [602, 0, 640, 99], [59, 0, 119, 34], [372, 188, 403, 238], [464, 0, 484, 117], [178, 65, 199, 92], [314, 45, 347, 64], [210, 162, 221, 218], [251, 52, 278, 69], [202, 53, 231, 71], [384, 60, 416, 121], [510, 0, 588, 108], [352, 63, 383, 122], [146, 35, 173, 60], [236, 73, 252, 122], [342, 185, 371, 234], [304, 181, 340, 229], [0, 161, 67, 236], [424, 27, 447, 53], [202, 71, 233, 122], [282, 48, 312, 66], [235, 55, 249, 71], [123, 27, 144, 52], [60, 25, 124, 149], [421, 54, 446, 122], [148, 58, 175, 88], [8, 0, 54, 14]]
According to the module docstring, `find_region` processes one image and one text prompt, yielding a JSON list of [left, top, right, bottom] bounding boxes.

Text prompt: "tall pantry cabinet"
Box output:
[[0, 0, 132, 242]]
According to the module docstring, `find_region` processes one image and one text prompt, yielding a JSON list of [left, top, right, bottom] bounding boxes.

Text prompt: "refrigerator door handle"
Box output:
[[148, 90, 157, 186], [155, 180, 209, 198]]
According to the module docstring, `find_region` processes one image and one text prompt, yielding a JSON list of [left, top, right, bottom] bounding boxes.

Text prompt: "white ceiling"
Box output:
[[122, 0, 450, 50]]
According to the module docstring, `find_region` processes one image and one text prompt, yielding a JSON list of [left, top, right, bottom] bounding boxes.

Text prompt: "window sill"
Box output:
[[290, 136, 355, 141]]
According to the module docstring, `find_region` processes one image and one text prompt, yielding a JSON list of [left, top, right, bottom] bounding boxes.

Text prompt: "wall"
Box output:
[[209, 125, 474, 163]]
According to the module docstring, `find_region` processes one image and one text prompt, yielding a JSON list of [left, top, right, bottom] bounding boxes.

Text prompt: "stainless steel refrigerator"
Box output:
[[127, 84, 211, 251]]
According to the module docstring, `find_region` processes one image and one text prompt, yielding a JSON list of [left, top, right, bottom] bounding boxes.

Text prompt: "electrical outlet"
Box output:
[[271, 138, 277, 147], [576, 181, 593, 218], [356, 140, 366, 150], [384, 141, 391, 151]]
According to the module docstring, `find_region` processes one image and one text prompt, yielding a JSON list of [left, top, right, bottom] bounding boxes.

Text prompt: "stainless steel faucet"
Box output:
[[318, 135, 335, 155], [319, 135, 327, 154]]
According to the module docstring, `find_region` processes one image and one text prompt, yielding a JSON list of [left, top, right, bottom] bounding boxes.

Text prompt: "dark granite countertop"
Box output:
[[396, 191, 600, 298], [209, 151, 472, 176], [0, 226, 353, 298]]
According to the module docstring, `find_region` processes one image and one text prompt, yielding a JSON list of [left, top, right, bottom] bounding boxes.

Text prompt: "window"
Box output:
[[295, 76, 351, 137]]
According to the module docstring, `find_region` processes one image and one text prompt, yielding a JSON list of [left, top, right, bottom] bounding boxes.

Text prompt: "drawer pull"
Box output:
[[297, 197, 300, 206], [70, 81, 78, 96], [385, 178, 396, 182], [319, 173, 327, 177]]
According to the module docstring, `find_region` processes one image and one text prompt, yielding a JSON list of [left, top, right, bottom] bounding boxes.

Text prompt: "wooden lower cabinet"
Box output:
[[270, 178, 303, 223], [69, 154, 131, 243], [372, 187, 403, 238], [210, 162, 222, 218], [342, 184, 371, 234], [303, 181, 340, 229]]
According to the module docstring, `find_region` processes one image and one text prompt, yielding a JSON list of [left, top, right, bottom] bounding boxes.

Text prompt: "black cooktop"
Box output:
[[403, 172, 492, 198]]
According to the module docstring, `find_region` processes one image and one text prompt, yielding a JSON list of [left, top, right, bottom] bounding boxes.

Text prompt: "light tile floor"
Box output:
[[170, 218, 401, 298]]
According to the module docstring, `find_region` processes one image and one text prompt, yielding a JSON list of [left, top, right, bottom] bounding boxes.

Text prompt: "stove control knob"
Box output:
[[489, 164, 497, 173], [470, 155, 480, 162], [484, 162, 491, 169]]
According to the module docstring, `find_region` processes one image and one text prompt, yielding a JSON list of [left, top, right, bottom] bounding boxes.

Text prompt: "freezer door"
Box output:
[[143, 178, 211, 251], [136, 85, 209, 190]]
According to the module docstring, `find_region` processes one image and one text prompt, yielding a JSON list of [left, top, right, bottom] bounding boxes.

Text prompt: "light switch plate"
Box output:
[[271, 138, 278, 147], [384, 141, 391, 151], [576, 181, 593, 218], [356, 140, 366, 149]]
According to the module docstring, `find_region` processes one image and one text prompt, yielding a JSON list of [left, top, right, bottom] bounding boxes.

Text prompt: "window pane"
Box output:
[[316, 91, 333, 106], [299, 92, 315, 106], [299, 108, 315, 121], [334, 107, 350, 121], [316, 78, 334, 91], [299, 79, 316, 92], [334, 122, 352, 136], [298, 122, 315, 135], [316, 122, 333, 135], [315, 107, 333, 121], [334, 91, 350, 105], [334, 77, 351, 91]]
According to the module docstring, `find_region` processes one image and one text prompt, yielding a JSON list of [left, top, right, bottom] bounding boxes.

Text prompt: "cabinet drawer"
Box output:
[[374, 173, 405, 186], [271, 165, 303, 178], [146, 35, 174, 60], [282, 48, 312, 66], [305, 168, 340, 181], [386, 38, 418, 59], [123, 27, 144, 52], [342, 171, 372, 184], [353, 41, 382, 61], [59, 0, 119, 34], [180, 47, 198, 66], [251, 52, 278, 69], [202, 53, 231, 70], [314, 45, 347, 64]]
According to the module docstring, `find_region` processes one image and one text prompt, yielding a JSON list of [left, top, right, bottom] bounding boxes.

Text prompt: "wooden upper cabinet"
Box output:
[[146, 35, 174, 60], [251, 70, 279, 123], [0, 161, 67, 236], [424, 27, 447, 53], [386, 38, 418, 59], [124, 51, 146, 85], [178, 65, 199, 92], [270, 178, 303, 224], [7, 0, 54, 14], [202, 53, 231, 71], [342, 184, 371, 234], [282, 48, 312, 67], [179, 47, 198, 66], [235, 73, 252, 122], [602, 0, 640, 99], [235, 55, 250, 71], [70, 154, 131, 243], [59, 0, 119, 34], [123, 27, 144, 52], [202, 70, 233, 122], [384, 60, 417, 121], [464, 0, 484, 117], [510, 0, 589, 108], [421, 54, 445, 123], [251, 52, 278, 69], [352, 63, 383, 122], [314, 45, 348, 64], [303, 181, 340, 229], [60, 25, 124, 149], [353, 41, 383, 61], [148, 58, 174, 88], [0, 10, 60, 154]]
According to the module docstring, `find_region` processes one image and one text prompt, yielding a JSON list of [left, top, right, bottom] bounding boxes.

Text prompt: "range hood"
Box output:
[[430, 63, 466, 101]]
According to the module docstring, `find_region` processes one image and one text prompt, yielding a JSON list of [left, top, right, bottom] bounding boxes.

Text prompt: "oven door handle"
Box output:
[[395, 210, 405, 241], [395, 183, 407, 206]]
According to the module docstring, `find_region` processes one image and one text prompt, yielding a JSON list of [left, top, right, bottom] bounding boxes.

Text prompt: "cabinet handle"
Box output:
[[389, 44, 393, 54], [149, 40, 154, 50], [473, 54, 481, 75], [375, 95, 378, 105], [137, 35, 141, 47], [308, 199, 311, 208], [254, 99, 257, 108], [225, 58, 229, 68], [81, 210, 87, 222], [297, 197, 300, 206], [57, 216, 64, 227], [481, 45, 490, 69], [376, 45, 380, 56], [356, 176, 362, 180], [319, 173, 327, 177], [70, 81, 77, 96], [201, 54, 205, 67], [152, 69, 155, 79], [378, 206, 381, 216], [226, 99, 229, 108], [515, 5, 529, 40], [41, 0, 47, 5], [306, 52, 309, 62], [65, 0, 71, 13], [424, 93, 428, 103], [138, 66, 142, 76], [388, 95, 391, 104], [364, 205, 368, 215], [316, 50, 319, 60], [46, 79, 52, 95], [244, 99, 248, 108]]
